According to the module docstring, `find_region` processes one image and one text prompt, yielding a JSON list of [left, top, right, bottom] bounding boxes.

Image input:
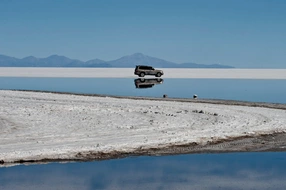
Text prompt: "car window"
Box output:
[[137, 66, 155, 70]]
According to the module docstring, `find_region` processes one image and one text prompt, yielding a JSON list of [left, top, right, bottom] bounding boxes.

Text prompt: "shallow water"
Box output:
[[0, 77, 286, 189], [1, 77, 286, 103], [1, 153, 286, 190]]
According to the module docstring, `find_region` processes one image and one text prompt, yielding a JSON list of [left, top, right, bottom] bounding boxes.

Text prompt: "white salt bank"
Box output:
[[0, 90, 286, 164]]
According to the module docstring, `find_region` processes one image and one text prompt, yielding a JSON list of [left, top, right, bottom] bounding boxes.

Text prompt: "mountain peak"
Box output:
[[108, 53, 176, 68], [47, 54, 67, 59], [130, 53, 146, 57], [85, 58, 106, 64], [22, 56, 38, 61]]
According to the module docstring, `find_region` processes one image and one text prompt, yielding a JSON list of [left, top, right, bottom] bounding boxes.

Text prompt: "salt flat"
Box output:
[[1, 90, 286, 165], [0, 67, 286, 79]]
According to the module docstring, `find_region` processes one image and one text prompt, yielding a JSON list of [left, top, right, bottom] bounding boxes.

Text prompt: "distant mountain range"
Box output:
[[0, 53, 234, 68]]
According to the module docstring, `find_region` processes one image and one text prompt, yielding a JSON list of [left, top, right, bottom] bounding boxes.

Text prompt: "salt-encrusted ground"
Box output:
[[1, 67, 286, 79], [1, 90, 286, 165]]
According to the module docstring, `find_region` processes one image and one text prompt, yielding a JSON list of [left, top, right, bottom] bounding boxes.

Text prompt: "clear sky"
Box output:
[[1, 0, 285, 68]]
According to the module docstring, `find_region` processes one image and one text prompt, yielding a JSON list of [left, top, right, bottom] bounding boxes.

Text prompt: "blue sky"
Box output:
[[1, 0, 285, 68]]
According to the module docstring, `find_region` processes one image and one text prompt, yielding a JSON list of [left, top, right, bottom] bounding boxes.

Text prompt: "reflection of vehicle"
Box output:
[[134, 78, 164, 89], [134, 65, 164, 77]]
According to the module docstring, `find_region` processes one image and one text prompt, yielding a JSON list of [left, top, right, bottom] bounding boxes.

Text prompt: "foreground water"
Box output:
[[1, 153, 286, 190], [0, 77, 286, 189]]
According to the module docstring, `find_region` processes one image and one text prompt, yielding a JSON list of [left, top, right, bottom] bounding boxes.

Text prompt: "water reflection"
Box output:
[[134, 78, 164, 89], [1, 77, 285, 103], [1, 152, 286, 190]]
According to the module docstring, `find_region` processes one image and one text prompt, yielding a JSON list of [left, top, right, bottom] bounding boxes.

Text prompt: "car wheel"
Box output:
[[140, 72, 145, 77], [140, 78, 145, 82], [156, 73, 161, 77]]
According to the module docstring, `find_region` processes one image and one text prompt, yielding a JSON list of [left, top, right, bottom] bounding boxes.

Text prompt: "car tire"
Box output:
[[140, 72, 145, 77], [140, 78, 145, 82], [156, 73, 161, 77]]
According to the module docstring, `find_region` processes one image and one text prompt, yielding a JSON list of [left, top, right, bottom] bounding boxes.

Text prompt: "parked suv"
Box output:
[[134, 65, 164, 77]]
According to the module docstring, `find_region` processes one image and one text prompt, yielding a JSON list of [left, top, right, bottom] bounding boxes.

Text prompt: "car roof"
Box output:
[[136, 65, 154, 68]]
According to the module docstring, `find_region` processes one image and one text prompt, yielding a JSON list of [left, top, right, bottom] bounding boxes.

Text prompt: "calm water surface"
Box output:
[[1, 77, 286, 103], [1, 77, 286, 189], [1, 153, 286, 190]]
